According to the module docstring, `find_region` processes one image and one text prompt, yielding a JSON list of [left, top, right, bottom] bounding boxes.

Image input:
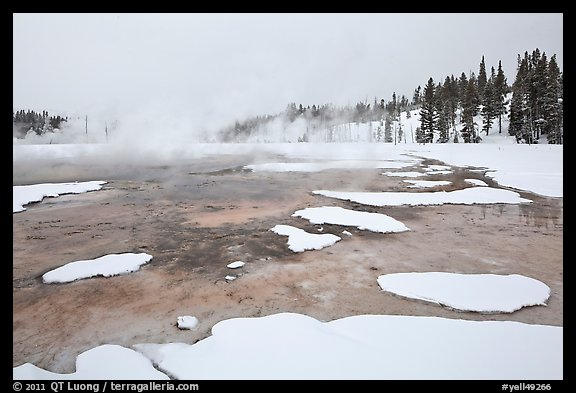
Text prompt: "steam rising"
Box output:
[[13, 13, 562, 148]]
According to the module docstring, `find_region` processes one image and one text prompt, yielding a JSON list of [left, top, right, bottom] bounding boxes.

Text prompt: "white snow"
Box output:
[[132, 343, 191, 367], [271, 224, 341, 252], [42, 253, 153, 284], [410, 144, 562, 197], [465, 178, 488, 186], [313, 187, 531, 207], [227, 261, 245, 269], [13, 181, 107, 213], [13, 344, 169, 380], [141, 313, 562, 380], [425, 170, 453, 175], [244, 160, 413, 172], [342, 230, 352, 237], [382, 171, 425, 177], [293, 206, 410, 233], [225, 275, 236, 281], [376, 272, 551, 313], [13, 313, 563, 380], [424, 165, 451, 171], [177, 316, 199, 330], [403, 180, 451, 188]]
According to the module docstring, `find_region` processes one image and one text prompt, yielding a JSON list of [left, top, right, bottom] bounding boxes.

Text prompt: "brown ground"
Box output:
[[13, 153, 563, 374]]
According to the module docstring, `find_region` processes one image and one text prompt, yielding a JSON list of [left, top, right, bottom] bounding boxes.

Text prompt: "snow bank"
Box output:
[[150, 313, 562, 380], [13, 344, 169, 380]]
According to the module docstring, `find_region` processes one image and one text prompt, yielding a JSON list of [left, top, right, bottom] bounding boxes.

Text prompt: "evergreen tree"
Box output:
[[481, 76, 496, 136], [478, 56, 488, 99], [435, 81, 449, 143], [384, 115, 393, 143], [446, 75, 459, 128], [412, 86, 422, 106], [415, 126, 425, 144], [468, 72, 481, 116], [544, 54, 563, 144], [532, 51, 548, 140], [286, 103, 299, 122], [508, 53, 530, 143], [458, 72, 469, 122], [376, 119, 383, 142], [493, 60, 509, 134], [462, 75, 480, 143], [419, 77, 438, 143]]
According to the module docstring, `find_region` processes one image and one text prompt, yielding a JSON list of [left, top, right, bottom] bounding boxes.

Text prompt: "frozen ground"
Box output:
[[13, 141, 562, 379]]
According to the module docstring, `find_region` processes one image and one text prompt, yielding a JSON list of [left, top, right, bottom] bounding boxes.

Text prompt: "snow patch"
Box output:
[[42, 253, 153, 284], [424, 165, 451, 171], [227, 261, 245, 269], [271, 224, 341, 252], [403, 180, 451, 188], [313, 187, 531, 207], [382, 171, 424, 177], [177, 316, 199, 330], [244, 160, 413, 172], [465, 178, 489, 187], [377, 272, 551, 313], [13, 181, 107, 213], [293, 206, 410, 233]]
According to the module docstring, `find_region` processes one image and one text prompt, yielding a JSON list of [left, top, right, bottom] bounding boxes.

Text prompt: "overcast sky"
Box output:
[[13, 13, 563, 133]]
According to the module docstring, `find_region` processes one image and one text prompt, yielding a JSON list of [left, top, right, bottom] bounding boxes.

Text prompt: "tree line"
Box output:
[[219, 48, 562, 145], [415, 55, 510, 143], [415, 48, 562, 144], [14, 49, 562, 145], [13, 109, 68, 137]]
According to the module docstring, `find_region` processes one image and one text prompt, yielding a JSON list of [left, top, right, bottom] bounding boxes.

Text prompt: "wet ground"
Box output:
[[13, 153, 563, 373]]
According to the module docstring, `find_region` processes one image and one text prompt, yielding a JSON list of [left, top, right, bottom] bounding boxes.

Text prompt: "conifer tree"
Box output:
[[478, 56, 488, 99], [509, 53, 531, 143], [544, 54, 563, 144], [481, 76, 496, 136], [384, 115, 393, 143], [419, 77, 438, 143], [493, 60, 508, 134]]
